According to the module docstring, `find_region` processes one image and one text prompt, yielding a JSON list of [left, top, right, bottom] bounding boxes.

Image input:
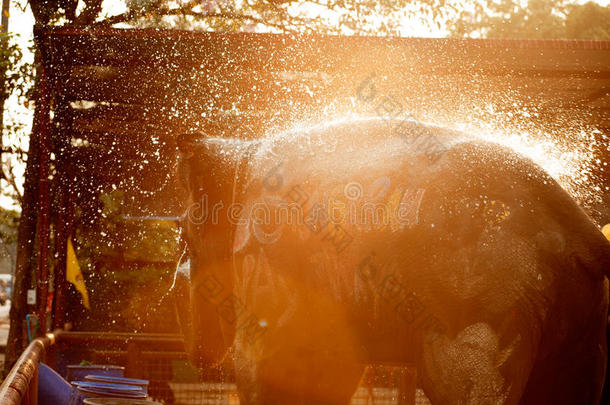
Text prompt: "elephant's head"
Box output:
[[172, 132, 254, 370]]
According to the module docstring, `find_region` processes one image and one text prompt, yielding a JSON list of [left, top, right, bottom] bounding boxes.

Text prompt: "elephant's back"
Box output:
[[245, 118, 469, 189], [234, 118, 609, 352]]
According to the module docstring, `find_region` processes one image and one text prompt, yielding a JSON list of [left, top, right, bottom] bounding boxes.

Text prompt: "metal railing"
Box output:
[[0, 330, 187, 405], [0, 331, 58, 405]]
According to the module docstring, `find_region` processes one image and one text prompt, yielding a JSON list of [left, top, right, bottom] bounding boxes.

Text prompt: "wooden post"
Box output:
[[397, 366, 417, 405], [53, 149, 74, 331], [34, 39, 52, 335], [1, 0, 9, 33], [5, 39, 46, 372]]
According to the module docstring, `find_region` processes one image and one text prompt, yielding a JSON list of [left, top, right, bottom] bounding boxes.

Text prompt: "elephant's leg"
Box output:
[[417, 322, 534, 405], [298, 354, 365, 405], [520, 284, 608, 405], [236, 349, 365, 405], [520, 343, 606, 405]]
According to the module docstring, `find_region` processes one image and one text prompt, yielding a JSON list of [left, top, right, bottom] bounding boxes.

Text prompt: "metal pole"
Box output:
[[0, 332, 56, 405], [1, 0, 8, 33], [0, 0, 9, 188], [36, 57, 51, 335], [53, 173, 73, 330]]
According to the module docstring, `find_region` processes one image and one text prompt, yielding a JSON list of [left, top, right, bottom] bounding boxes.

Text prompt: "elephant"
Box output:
[[172, 117, 610, 404]]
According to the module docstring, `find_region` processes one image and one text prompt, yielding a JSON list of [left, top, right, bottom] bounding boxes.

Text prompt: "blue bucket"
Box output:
[[66, 365, 124, 383], [38, 363, 72, 405], [84, 375, 149, 394]]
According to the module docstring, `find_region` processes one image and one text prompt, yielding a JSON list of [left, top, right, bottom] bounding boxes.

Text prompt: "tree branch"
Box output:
[[0, 146, 28, 156], [76, 0, 105, 25], [1, 162, 23, 204], [261, 0, 320, 33], [94, 6, 299, 34]]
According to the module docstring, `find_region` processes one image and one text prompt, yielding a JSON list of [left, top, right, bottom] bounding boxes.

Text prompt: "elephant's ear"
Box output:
[[176, 131, 229, 183], [176, 132, 245, 201], [176, 132, 206, 196]]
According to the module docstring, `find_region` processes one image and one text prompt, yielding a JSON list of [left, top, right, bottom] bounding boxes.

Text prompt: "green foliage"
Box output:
[[0, 33, 19, 102], [112, 0, 451, 35], [450, 0, 610, 40], [74, 190, 181, 280], [0, 206, 18, 247], [565, 2, 610, 40], [0, 32, 33, 101], [1, 31, 34, 206], [71, 190, 181, 332], [0, 207, 18, 273]]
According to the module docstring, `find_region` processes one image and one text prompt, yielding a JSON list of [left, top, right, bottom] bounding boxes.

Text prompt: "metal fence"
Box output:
[[0, 330, 432, 405], [0, 331, 57, 405]]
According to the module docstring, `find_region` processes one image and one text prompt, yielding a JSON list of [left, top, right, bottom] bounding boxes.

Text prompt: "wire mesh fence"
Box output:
[[141, 360, 433, 405], [47, 333, 434, 405], [95, 354, 432, 404]]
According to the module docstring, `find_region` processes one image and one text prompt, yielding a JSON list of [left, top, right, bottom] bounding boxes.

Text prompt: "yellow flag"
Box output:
[[67, 238, 90, 310], [602, 224, 610, 241]]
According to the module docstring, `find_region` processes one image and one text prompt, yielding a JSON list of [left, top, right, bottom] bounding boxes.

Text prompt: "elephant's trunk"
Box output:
[[171, 254, 193, 348], [175, 133, 251, 369]]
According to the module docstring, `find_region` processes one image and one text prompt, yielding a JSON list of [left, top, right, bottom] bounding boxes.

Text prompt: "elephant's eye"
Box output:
[[177, 213, 188, 231]]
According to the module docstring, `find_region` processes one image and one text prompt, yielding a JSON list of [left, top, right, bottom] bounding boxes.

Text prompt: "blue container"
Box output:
[[77, 387, 147, 399], [73, 381, 143, 394], [84, 399, 161, 405], [38, 363, 72, 405], [69, 385, 147, 405], [66, 365, 124, 383], [84, 375, 149, 394]]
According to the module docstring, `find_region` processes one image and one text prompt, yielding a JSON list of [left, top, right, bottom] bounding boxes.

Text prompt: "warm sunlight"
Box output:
[[1, 1, 610, 404]]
